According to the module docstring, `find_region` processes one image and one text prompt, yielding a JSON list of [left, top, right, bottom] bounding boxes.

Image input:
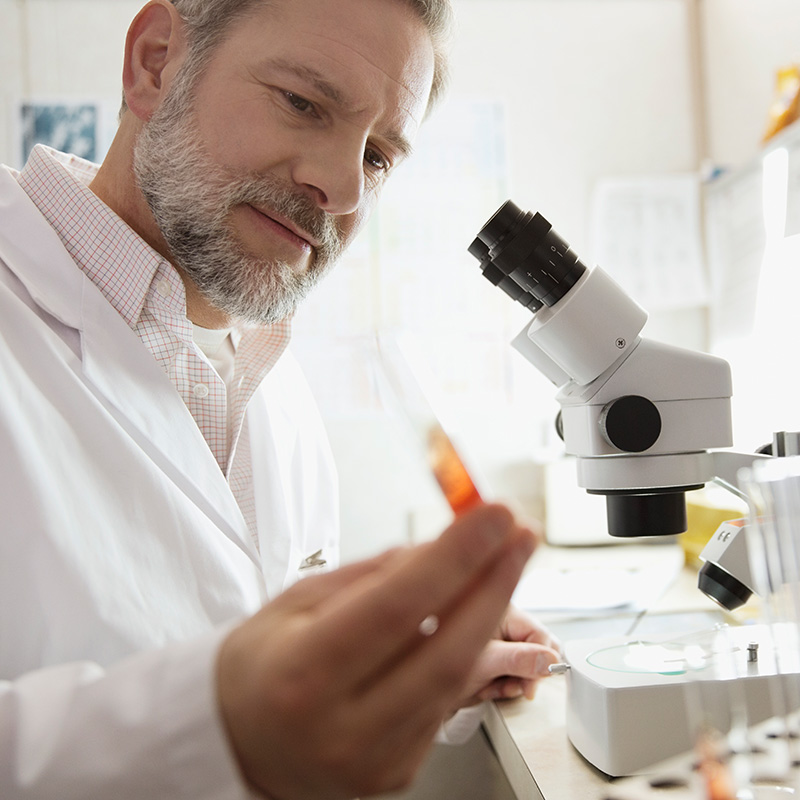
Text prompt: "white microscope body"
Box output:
[[469, 200, 763, 540]]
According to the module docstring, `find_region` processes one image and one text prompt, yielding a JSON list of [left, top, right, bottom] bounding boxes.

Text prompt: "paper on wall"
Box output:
[[590, 174, 707, 312]]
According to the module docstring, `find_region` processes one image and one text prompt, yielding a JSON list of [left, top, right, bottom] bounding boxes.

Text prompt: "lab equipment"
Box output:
[[467, 200, 767, 539], [559, 451, 800, 778], [467, 201, 800, 781], [374, 336, 484, 517], [585, 458, 800, 794], [695, 519, 755, 611], [696, 431, 800, 611], [562, 622, 800, 776], [426, 422, 484, 515]]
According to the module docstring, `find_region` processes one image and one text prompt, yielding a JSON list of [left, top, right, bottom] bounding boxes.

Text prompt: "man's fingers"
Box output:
[[475, 639, 561, 683], [305, 504, 531, 685], [344, 526, 537, 769], [475, 676, 526, 701], [501, 604, 562, 653], [461, 639, 560, 703], [217, 511, 537, 799], [362, 522, 537, 734]]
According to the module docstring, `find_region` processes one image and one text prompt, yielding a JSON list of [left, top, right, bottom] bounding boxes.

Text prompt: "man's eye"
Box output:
[[364, 147, 389, 172], [283, 91, 315, 114]]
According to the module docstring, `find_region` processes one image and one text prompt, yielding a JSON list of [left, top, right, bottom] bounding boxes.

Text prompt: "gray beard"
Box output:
[[132, 83, 346, 326]]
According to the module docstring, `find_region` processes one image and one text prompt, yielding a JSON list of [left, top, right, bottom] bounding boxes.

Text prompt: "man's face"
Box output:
[[134, 0, 435, 326]]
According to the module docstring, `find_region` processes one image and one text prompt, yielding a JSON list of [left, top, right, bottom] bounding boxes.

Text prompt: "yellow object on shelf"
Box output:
[[763, 64, 800, 143]]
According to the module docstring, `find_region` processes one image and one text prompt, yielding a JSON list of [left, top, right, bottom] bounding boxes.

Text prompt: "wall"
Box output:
[[701, 0, 800, 169], [1, 0, 799, 562], [697, 0, 800, 457], [0, 0, 139, 168]]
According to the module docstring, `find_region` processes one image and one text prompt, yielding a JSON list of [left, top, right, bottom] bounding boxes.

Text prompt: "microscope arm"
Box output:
[[709, 450, 770, 503]]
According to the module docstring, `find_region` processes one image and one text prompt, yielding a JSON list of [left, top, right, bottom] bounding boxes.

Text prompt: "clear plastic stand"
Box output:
[[602, 457, 800, 799]]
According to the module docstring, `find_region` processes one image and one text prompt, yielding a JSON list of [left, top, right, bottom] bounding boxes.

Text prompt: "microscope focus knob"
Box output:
[[599, 395, 662, 453]]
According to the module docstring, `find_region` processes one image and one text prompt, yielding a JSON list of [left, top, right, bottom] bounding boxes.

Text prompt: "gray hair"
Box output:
[[124, 0, 453, 117]]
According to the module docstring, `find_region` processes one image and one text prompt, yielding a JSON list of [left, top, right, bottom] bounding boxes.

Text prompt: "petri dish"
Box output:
[[586, 639, 713, 676]]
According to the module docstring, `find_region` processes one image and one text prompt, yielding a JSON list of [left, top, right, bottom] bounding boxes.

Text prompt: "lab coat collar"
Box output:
[[0, 166, 83, 328], [0, 166, 261, 571]]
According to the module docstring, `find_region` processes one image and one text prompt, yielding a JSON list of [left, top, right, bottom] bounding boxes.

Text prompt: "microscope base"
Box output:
[[564, 623, 800, 777]]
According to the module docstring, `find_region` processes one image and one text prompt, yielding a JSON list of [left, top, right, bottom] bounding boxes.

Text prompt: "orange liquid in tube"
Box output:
[[427, 423, 483, 515]]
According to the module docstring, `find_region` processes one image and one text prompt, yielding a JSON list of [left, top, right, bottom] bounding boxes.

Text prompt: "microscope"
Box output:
[[469, 202, 800, 775], [468, 200, 776, 608]]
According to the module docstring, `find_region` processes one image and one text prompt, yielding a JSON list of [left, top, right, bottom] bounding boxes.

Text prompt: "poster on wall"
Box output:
[[16, 99, 117, 168], [589, 174, 708, 312]]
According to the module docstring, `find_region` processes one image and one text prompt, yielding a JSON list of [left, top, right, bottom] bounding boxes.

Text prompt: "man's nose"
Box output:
[[292, 134, 367, 216]]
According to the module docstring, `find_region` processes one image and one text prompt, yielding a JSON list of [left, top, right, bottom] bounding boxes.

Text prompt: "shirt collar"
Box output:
[[17, 144, 174, 329]]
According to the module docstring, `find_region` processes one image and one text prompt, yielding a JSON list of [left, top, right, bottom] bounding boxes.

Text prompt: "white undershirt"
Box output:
[[191, 324, 236, 388]]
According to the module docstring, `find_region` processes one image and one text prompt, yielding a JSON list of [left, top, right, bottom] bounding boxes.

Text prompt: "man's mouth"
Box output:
[[245, 204, 319, 252]]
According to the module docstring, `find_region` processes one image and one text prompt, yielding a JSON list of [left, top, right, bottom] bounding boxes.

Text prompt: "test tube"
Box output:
[[426, 421, 484, 516], [374, 335, 485, 517]]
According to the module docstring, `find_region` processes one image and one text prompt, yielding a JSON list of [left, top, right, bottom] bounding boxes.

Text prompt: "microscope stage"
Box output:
[[564, 623, 800, 776]]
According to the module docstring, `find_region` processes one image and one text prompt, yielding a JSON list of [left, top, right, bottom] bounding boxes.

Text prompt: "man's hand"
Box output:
[[456, 605, 562, 706], [216, 504, 536, 800]]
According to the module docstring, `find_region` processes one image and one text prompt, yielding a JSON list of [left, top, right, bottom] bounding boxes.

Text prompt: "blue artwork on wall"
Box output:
[[20, 102, 99, 164]]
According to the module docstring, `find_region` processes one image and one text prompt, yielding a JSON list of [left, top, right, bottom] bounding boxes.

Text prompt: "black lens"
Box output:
[[596, 487, 703, 537], [476, 200, 532, 251], [469, 200, 589, 309], [697, 561, 753, 611]]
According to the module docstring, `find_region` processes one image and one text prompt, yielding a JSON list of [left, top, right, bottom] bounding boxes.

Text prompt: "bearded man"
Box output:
[[0, 1, 559, 798]]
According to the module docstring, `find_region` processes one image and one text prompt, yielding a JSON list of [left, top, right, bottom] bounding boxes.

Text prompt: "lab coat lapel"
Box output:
[[0, 168, 260, 569], [79, 297, 261, 569]]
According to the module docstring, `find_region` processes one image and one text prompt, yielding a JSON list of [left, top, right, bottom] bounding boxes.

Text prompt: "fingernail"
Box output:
[[489, 683, 524, 701], [535, 654, 556, 676], [503, 684, 525, 700], [524, 684, 536, 700]]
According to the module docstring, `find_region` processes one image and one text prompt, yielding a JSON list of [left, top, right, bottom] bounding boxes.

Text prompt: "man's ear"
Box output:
[[122, 0, 187, 121]]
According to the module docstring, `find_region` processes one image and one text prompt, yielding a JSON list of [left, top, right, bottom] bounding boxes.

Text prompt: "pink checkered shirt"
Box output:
[[17, 145, 291, 540]]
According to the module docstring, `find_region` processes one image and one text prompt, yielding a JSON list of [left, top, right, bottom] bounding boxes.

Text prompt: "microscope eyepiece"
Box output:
[[467, 237, 491, 262], [474, 200, 536, 251], [469, 200, 589, 310]]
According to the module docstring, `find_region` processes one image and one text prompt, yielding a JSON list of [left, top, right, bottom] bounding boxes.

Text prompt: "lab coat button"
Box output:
[[193, 383, 210, 398]]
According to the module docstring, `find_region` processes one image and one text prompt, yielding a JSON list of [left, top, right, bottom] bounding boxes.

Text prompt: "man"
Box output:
[[0, 1, 559, 797]]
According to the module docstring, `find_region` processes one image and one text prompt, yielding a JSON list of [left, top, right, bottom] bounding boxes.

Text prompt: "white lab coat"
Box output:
[[0, 165, 339, 797]]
